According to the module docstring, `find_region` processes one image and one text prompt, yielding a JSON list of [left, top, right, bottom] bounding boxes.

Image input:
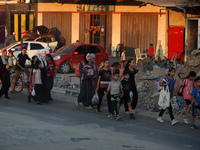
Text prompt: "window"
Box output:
[[87, 46, 101, 53], [74, 46, 87, 55], [31, 44, 44, 50], [12, 43, 28, 51], [56, 45, 76, 54]]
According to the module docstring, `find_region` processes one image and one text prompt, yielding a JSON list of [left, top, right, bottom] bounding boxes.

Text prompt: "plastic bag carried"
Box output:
[[92, 93, 99, 105], [158, 86, 170, 109], [31, 88, 36, 96]]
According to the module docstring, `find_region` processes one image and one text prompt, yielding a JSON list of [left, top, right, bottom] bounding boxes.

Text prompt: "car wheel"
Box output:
[[60, 62, 71, 73]]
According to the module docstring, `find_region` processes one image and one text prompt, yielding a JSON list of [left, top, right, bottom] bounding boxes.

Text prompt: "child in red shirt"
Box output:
[[148, 44, 154, 59]]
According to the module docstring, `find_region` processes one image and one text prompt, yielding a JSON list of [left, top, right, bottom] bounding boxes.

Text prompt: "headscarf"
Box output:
[[90, 53, 95, 61], [38, 50, 47, 68], [39, 50, 46, 57], [90, 53, 97, 70], [1, 48, 8, 65], [83, 53, 90, 64]]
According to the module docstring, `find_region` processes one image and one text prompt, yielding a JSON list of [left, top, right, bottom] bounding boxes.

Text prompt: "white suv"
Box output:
[[0, 41, 52, 65]]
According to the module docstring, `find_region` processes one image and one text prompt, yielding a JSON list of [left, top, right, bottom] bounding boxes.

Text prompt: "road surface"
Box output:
[[0, 90, 200, 150]]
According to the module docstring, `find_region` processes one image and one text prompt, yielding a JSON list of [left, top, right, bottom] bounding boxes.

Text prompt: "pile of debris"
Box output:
[[136, 49, 200, 115], [175, 49, 200, 85]]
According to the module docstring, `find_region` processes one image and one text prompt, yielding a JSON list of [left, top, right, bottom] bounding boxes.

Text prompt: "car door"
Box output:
[[87, 45, 103, 66], [71, 45, 87, 69]]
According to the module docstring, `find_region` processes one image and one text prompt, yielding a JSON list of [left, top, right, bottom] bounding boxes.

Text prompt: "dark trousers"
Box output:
[[124, 89, 138, 111], [159, 103, 175, 120], [34, 84, 42, 103], [97, 88, 111, 112], [1, 82, 10, 97], [41, 68, 47, 103], [46, 76, 54, 101], [111, 101, 119, 116], [0, 71, 10, 98], [78, 79, 93, 107]]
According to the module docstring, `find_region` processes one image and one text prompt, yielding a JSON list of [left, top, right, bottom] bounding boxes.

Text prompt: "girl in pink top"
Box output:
[[176, 71, 196, 124]]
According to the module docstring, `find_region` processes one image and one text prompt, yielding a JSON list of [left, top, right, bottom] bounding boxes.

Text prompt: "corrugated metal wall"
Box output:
[[121, 14, 158, 57], [43, 13, 72, 48]]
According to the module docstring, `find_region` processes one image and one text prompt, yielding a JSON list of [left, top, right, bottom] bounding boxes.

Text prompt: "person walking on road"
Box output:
[[105, 71, 123, 121], [8, 32, 16, 45], [95, 59, 112, 113], [46, 54, 56, 101], [28, 56, 38, 103], [38, 50, 48, 103], [175, 71, 196, 124], [157, 67, 179, 126], [32, 60, 43, 105], [11, 47, 31, 93], [76, 53, 94, 109], [120, 59, 138, 114], [190, 76, 200, 129], [118, 70, 135, 119], [0, 49, 10, 99], [90, 53, 98, 97]]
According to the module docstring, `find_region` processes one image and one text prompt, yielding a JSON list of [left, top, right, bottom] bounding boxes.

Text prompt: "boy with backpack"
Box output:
[[190, 76, 200, 129], [175, 71, 196, 124]]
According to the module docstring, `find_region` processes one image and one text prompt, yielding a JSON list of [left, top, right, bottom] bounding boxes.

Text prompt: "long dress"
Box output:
[[77, 60, 93, 107], [91, 61, 98, 96], [0, 56, 10, 98]]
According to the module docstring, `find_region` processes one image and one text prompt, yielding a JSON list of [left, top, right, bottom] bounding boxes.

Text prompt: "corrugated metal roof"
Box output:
[[136, 0, 200, 7]]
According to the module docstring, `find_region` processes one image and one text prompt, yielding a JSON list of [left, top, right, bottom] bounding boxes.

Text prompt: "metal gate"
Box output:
[[121, 14, 158, 57], [43, 13, 72, 48]]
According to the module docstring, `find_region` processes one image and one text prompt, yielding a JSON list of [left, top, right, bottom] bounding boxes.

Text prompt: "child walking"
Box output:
[[32, 60, 43, 105], [118, 70, 135, 119], [96, 59, 112, 113], [28, 56, 38, 103], [157, 68, 179, 126], [105, 71, 123, 120], [175, 71, 196, 124], [121, 49, 126, 69], [190, 76, 200, 129], [120, 59, 138, 113]]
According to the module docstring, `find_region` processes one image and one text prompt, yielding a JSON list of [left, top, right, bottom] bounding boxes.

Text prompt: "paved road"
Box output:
[[0, 90, 200, 150]]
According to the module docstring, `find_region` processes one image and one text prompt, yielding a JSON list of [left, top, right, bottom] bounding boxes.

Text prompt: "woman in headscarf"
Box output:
[[37, 50, 48, 103], [76, 53, 94, 109], [0, 48, 10, 99], [90, 53, 98, 96]]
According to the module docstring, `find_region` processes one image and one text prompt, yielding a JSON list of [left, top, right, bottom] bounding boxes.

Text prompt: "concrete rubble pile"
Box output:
[[136, 49, 200, 116]]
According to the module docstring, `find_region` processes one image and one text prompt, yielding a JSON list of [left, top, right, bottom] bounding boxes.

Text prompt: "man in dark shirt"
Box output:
[[11, 47, 31, 93]]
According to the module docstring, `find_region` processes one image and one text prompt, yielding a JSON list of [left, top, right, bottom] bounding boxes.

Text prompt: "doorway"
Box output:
[[80, 13, 112, 53], [90, 14, 100, 44], [185, 19, 199, 59]]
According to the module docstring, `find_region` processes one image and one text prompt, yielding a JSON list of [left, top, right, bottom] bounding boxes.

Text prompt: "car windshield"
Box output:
[[4, 42, 18, 49], [56, 45, 76, 54]]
